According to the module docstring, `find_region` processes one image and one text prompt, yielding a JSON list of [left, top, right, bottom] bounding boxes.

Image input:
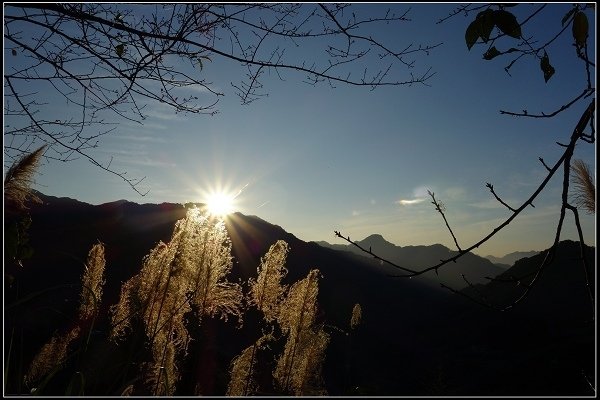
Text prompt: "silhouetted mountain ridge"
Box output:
[[318, 234, 505, 289], [4, 192, 595, 396], [484, 250, 540, 267], [462, 240, 595, 328]]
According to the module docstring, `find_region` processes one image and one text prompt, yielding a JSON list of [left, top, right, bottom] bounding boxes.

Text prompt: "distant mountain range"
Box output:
[[317, 234, 506, 289], [4, 192, 595, 396], [483, 250, 540, 267]]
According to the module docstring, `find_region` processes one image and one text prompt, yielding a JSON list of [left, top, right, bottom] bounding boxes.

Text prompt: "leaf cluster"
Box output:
[[464, 4, 592, 84]]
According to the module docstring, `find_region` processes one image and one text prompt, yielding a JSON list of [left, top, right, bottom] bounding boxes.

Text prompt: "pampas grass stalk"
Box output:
[[350, 303, 362, 330], [109, 208, 243, 395], [25, 327, 81, 388], [346, 303, 363, 394], [78, 242, 106, 321], [226, 332, 274, 396], [248, 240, 289, 322], [25, 242, 107, 390], [274, 269, 329, 395], [571, 159, 596, 214], [3, 146, 46, 210], [227, 241, 289, 395]]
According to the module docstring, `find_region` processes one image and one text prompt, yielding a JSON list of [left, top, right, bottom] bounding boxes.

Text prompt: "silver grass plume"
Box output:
[[78, 242, 106, 320], [3, 146, 46, 210], [571, 159, 596, 214], [109, 208, 243, 395], [274, 269, 329, 395], [226, 332, 275, 396], [248, 240, 289, 322], [26, 242, 106, 386], [290, 327, 329, 396], [24, 327, 81, 387], [226, 241, 289, 395], [350, 303, 362, 330], [188, 213, 243, 323]]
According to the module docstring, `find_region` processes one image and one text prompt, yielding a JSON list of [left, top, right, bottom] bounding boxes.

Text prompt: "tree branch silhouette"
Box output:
[[336, 98, 595, 312], [500, 88, 594, 118], [336, 4, 595, 316], [5, 3, 439, 194], [428, 190, 461, 252], [485, 183, 517, 212]]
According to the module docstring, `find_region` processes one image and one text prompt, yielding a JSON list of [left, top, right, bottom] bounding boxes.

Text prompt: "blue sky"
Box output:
[[5, 3, 596, 257]]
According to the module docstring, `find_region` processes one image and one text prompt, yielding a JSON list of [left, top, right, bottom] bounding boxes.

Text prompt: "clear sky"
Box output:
[[5, 3, 596, 257]]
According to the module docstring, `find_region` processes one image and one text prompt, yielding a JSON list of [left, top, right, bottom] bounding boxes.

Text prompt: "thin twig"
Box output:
[[500, 89, 593, 118], [334, 98, 595, 313], [485, 183, 516, 212]]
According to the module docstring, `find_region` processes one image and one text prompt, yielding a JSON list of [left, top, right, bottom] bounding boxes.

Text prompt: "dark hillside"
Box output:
[[4, 193, 595, 395]]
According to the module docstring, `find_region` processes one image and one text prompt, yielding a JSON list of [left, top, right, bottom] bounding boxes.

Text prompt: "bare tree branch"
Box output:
[[500, 89, 594, 118], [5, 3, 437, 193], [427, 190, 461, 252], [335, 99, 595, 308], [338, 3, 595, 314], [485, 182, 516, 212]]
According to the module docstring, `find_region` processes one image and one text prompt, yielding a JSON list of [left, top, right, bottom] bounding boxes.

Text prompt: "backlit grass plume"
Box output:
[[248, 240, 289, 322], [227, 241, 289, 395], [78, 242, 106, 320], [25, 242, 106, 389], [350, 303, 362, 330], [3, 145, 46, 210], [571, 159, 595, 214], [274, 269, 329, 395], [24, 327, 81, 388], [109, 207, 243, 395], [226, 332, 275, 396]]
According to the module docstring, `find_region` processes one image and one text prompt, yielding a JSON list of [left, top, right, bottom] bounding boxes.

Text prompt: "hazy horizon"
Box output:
[[6, 3, 596, 259], [29, 190, 592, 259]]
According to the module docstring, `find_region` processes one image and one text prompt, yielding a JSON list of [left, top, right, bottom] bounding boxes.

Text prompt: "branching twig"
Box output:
[[566, 203, 595, 312], [428, 191, 461, 252], [5, 3, 437, 194], [485, 182, 516, 212], [334, 99, 595, 313], [333, 231, 418, 275], [500, 89, 593, 118]]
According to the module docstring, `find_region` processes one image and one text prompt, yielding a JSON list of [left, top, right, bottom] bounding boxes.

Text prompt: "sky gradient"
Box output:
[[5, 3, 596, 257]]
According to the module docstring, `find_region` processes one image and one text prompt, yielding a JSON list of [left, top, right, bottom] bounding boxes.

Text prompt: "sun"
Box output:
[[205, 191, 235, 217]]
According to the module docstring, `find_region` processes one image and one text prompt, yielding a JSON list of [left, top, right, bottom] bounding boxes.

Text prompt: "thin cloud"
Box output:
[[117, 157, 176, 168], [444, 186, 466, 201], [395, 185, 432, 206], [468, 199, 507, 210], [257, 201, 270, 209], [97, 147, 176, 168], [117, 134, 167, 143], [186, 84, 220, 94], [397, 198, 426, 206]]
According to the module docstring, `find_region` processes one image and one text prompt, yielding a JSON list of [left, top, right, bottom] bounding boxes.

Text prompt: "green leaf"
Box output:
[[483, 46, 501, 60], [475, 9, 495, 43], [465, 19, 480, 50], [493, 10, 522, 38], [561, 7, 577, 26], [540, 51, 555, 83], [572, 12, 589, 47], [115, 43, 125, 58]]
